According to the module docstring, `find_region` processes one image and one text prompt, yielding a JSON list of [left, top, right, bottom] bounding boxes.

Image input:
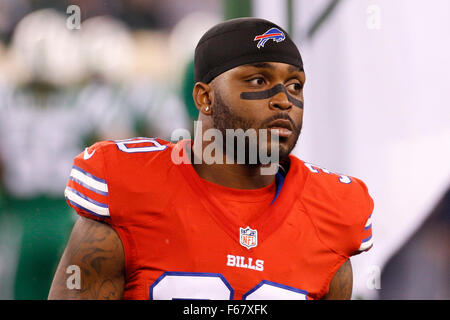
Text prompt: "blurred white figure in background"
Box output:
[[1, 9, 88, 197], [0, 9, 190, 197], [77, 15, 189, 142], [76, 15, 138, 140], [80, 15, 135, 84], [10, 8, 86, 87], [0, 8, 189, 299], [0, 9, 89, 299], [168, 12, 221, 85], [168, 12, 221, 128], [132, 30, 174, 83]]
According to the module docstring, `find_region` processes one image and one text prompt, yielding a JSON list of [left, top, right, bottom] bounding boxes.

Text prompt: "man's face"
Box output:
[[210, 62, 305, 162]]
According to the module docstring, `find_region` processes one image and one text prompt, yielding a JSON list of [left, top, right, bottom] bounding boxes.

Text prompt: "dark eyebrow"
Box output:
[[243, 62, 304, 73], [287, 64, 304, 73]]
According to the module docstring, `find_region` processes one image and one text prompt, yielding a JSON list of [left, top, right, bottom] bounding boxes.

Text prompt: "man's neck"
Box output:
[[188, 140, 275, 190]]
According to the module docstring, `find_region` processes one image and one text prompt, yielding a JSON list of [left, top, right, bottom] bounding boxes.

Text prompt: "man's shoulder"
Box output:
[[77, 137, 175, 171], [90, 137, 173, 158], [289, 155, 374, 256], [65, 137, 181, 223], [289, 155, 369, 203]]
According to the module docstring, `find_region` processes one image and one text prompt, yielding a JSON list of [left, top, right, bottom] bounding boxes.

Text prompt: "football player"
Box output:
[[49, 18, 373, 300]]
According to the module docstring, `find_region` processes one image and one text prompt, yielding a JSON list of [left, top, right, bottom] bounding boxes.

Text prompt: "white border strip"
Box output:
[[65, 187, 110, 217], [70, 168, 108, 193]]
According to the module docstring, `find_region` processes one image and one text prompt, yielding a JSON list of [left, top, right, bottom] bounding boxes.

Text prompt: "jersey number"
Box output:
[[304, 162, 352, 184], [115, 138, 167, 153], [149, 272, 308, 300]]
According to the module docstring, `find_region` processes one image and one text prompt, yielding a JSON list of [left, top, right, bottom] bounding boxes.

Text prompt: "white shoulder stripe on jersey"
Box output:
[[64, 187, 110, 217], [70, 167, 108, 194], [358, 235, 373, 252], [365, 215, 372, 228]]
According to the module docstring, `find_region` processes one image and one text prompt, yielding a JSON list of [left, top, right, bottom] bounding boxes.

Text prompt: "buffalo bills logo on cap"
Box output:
[[254, 27, 285, 49]]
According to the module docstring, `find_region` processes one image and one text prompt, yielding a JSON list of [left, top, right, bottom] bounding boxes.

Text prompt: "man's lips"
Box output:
[[267, 119, 293, 138]]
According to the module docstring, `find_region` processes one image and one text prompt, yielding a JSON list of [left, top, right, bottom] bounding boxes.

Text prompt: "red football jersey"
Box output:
[[64, 138, 374, 300]]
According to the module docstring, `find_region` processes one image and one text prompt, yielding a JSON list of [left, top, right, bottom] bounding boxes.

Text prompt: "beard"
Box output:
[[211, 90, 302, 164]]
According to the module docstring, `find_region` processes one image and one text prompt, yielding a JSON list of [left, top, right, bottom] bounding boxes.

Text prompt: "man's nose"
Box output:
[[269, 90, 292, 110]]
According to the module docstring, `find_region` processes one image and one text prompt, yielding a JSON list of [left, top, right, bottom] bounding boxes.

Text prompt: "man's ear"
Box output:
[[193, 82, 213, 115]]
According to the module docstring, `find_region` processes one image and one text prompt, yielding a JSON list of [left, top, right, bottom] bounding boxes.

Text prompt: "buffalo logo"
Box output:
[[240, 226, 258, 249], [254, 27, 285, 49]]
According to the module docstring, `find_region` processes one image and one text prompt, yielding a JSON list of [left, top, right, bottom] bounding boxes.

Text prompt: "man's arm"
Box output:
[[321, 259, 353, 300], [48, 217, 125, 299]]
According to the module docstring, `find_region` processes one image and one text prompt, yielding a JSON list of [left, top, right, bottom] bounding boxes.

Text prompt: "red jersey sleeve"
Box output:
[[346, 177, 374, 255], [64, 141, 111, 224], [302, 165, 374, 258]]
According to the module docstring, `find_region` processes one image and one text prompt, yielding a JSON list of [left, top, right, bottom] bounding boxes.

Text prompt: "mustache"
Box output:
[[260, 113, 299, 132]]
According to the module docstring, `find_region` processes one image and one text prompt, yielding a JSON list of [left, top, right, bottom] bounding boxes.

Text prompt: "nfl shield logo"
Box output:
[[240, 226, 258, 249]]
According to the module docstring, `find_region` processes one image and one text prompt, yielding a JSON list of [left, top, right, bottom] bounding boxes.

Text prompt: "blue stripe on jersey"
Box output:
[[66, 198, 110, 219], [362, 234, 373, 243], [72, 165, 107, 184], [66, 187, 108, 208], [69, 176, 109, 196]]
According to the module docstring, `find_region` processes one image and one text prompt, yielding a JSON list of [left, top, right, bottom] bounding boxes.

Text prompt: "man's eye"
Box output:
[[248, 77, 265, 86], [287, 82, 303, 93]]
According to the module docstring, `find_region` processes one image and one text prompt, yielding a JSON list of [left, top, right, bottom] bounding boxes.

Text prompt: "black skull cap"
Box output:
[[194, 17, 303, 84]]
